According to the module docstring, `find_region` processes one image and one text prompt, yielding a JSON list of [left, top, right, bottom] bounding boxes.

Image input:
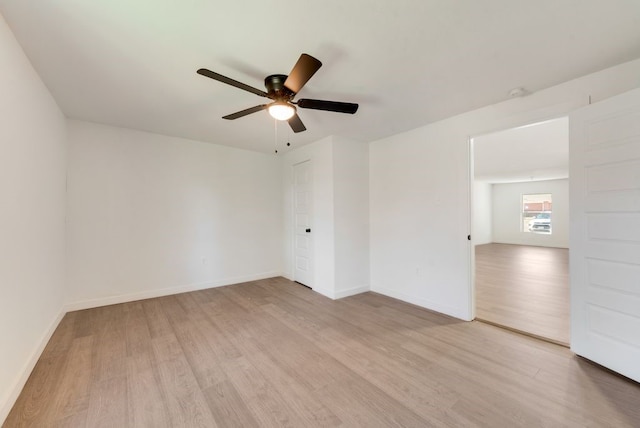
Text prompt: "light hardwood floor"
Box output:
[[6, 277, 639, 427], [475, 243, 570, 345]]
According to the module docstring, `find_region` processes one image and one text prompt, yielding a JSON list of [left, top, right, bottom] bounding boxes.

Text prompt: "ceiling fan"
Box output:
[[197, 53, 358, 133]]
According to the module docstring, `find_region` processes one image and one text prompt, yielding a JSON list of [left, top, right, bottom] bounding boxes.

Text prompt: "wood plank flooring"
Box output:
[[475, 243, 570, 345], [6, 277, 640, 427]]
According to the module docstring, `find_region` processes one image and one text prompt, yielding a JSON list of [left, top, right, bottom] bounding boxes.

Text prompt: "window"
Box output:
[[522, 193, 552, 234]]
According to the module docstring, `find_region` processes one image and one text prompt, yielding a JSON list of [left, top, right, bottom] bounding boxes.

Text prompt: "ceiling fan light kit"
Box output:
[[268, 101, 296, 121], [197, 53, 358, 133]]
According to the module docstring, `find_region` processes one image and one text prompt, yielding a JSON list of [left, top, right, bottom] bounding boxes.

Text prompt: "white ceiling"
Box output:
[[473, 117, 568, 183], [1, 1, 639, 153]]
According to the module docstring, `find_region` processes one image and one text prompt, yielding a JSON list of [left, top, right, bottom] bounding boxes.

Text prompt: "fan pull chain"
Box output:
[[274, 118, 278, 154]]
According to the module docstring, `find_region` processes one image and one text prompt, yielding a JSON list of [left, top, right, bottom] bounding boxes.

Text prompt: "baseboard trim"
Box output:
[[64, 271, 283, 312], [1, 309, 65, 425], [310, 285, 370, 300], [312, 286, 335, 299], [372, 286, 471, 321], [334, 285, 370, 299], [282, 272, 294, 282]]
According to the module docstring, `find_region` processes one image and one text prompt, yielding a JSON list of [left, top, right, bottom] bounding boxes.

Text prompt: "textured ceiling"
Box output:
[[1, 1, 639, 153]]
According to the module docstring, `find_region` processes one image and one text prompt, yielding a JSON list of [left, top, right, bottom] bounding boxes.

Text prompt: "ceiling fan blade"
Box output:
[[197, 68, 269, 98], [222, 104, 268, 120], [284, 54, 322, 94], [297, 98, 359, 114], [288, 113, 307, 133]]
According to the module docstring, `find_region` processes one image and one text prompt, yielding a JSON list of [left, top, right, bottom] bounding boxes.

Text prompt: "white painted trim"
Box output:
[[0, 309, 65, 425], [334, 285, 370, 299], [64, 271, 283, 312], [312, 286, 335, 299], [282, 273, 294, 282], [468, 136, 476, 320], [373, 286, 471, 321]]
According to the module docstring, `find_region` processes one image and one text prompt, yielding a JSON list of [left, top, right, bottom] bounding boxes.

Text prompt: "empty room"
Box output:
[[473, 118, 571, 345], [2, 2, 640, 427]]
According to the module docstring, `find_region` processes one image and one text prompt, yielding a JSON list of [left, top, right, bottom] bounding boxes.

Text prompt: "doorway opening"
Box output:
[[470, 117, 570, 345]]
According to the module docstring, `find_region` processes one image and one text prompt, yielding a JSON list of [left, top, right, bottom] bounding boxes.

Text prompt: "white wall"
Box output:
[[0, 13, 67, 422], [370, 122, 471, 318], [66, 120, 283, 308], [370, 58, 640, 321], [282, 136, 370, 299], [473, 181, 493, 245], [333, 137, 370, 298], [492, 179, 568, 248]]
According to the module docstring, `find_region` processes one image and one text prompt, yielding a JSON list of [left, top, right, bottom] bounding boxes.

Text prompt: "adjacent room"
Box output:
[[2, 1, 640, 426], [472, 118, 570, 345]]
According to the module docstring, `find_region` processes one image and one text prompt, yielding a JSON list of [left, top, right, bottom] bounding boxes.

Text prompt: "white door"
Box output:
[[293, 161, 313, 287], [569, 88, 640, 382]]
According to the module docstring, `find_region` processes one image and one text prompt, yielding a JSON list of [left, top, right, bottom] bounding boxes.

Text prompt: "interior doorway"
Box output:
[[293, 160, 313, 287], [470, 118, 570, 345]]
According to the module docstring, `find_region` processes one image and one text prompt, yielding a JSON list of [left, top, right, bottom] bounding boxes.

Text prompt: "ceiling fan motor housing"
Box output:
[[265, 74, 294, 101]]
